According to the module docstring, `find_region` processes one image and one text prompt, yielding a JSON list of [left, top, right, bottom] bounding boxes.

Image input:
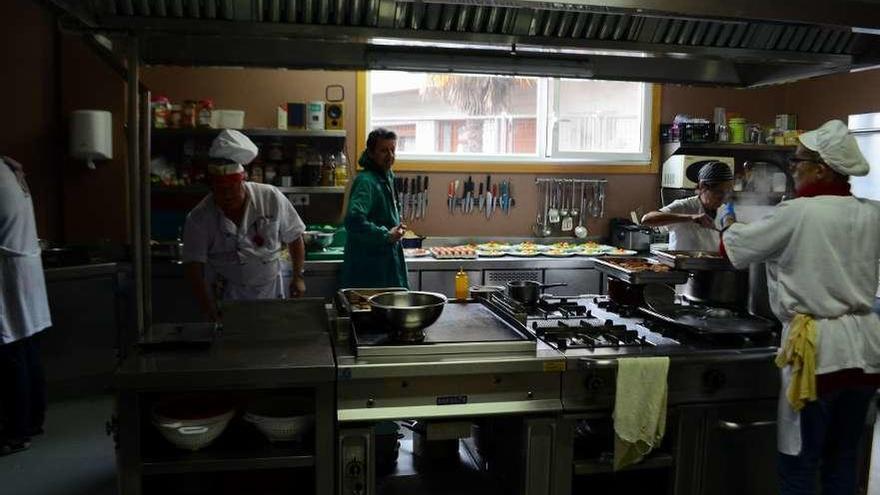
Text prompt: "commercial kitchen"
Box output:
[[4, 1, 880, 495]]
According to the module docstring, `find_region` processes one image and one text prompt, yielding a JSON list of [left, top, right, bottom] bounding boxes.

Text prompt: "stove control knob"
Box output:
[[585, 375, 605, 391], [702, 368, 727, 393]]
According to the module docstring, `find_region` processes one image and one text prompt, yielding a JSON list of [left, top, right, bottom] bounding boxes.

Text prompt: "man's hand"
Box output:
[[388, 224, 408, 244], [691, 213, 716, 229], [289, 275, 306, 298]]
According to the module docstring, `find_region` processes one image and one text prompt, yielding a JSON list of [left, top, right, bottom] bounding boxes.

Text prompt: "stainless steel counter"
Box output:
[[306, 255, 602, 274], [44, 262, 129, 281], [116, 331, 336, 390]]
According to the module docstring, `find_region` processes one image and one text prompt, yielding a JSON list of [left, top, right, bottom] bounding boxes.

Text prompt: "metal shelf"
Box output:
[[142, 422, 315, 475], [572, 452, 674, 475], [662, 142, 795, 162], [152, 128, 346, 139]]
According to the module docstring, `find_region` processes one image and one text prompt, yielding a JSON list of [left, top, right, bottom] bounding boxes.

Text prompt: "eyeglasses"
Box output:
[[787, 156, 824, 173]]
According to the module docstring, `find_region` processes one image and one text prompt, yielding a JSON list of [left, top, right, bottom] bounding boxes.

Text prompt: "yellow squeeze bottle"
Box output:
[[454, 268, 469, 301]]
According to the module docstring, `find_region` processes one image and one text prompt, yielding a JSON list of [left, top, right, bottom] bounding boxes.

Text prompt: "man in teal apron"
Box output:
[[340, 128, 409, 289]]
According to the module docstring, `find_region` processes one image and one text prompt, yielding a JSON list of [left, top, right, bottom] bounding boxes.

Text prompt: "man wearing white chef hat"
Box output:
[[721, 119, 880, 494], [182, 130, 306, 321]]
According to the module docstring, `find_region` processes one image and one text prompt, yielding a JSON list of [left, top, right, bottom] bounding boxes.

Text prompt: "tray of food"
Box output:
[[592, 257, 690, 285], [650, 250, 734, 271], [431, 246, 478, 259]]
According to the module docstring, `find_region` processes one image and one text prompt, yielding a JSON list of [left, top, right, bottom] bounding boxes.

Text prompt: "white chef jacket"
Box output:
[[659, 196, 723, 251], [182, 182, 305, 301], [0, 159, 51, 344], [724, 195, 880, 454]]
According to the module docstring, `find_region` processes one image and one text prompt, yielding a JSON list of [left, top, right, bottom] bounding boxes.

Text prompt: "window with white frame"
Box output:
[[367, 71, 652, 163]]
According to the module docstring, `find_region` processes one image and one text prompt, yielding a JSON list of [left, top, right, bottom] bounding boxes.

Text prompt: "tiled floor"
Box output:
[[0, 395, 117, 495]]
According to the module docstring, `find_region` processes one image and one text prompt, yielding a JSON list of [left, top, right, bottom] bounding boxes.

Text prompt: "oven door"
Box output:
[[675, 399, 777, 495]]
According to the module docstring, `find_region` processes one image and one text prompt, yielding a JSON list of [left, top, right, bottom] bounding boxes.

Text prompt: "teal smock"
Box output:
[[339, 153, 409, 289]]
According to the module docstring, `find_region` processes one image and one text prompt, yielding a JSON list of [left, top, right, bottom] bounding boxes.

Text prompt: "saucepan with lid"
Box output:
[[506, 280, 567, 306]]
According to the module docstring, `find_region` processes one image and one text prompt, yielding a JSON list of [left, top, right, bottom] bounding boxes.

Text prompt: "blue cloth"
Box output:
[[778, 387, 876, 495]]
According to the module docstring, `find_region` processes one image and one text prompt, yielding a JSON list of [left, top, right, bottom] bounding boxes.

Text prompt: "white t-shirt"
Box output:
[[0, 160, 51, 343], [659, 195, 722, 251], [183, 182, 305, 300]]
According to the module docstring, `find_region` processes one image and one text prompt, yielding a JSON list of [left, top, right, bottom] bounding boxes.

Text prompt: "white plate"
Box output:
[[508, 250, 541, 257], [476, 251, 507, 258], [573, 249, 604, 257]]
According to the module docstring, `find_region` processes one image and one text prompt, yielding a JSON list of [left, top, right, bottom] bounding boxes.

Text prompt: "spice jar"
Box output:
[[197, 99, 213, 128], [168, 104, 182, 128], [151, 96, 170, 128], [181, 100, 198, 128]]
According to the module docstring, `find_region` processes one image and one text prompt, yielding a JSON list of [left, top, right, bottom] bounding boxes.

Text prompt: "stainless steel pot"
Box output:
[[748, 262, 776, 320], [302, 231, 334, 251], [368, 291, 447, 343], [506, 281, 567, 306], [683, 270, 749, 310]]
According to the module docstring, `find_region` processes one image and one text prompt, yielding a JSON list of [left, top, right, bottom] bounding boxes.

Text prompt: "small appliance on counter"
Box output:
[[609, 218, 653, 252]]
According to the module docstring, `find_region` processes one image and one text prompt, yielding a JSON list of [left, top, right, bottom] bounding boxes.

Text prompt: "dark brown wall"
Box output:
[[0, 0, 61, 241], [660, 84, 784, 126], [780, 69, 880, 129], [60, 35, 129, 243]]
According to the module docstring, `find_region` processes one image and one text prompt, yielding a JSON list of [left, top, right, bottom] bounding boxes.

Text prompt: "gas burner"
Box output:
[[530, 316, 653, 351], [593, 296, 639, 318]]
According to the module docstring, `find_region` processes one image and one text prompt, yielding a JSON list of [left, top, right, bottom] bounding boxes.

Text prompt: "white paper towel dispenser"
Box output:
[[70, 110, 112, 169]]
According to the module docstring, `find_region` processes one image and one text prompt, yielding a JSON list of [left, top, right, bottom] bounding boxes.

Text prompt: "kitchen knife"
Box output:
[[478, 182, 484, 212], [490, 183, 498, 218], [422, 176, 429, 217], [395, 177, 403, 216], [403, 177, 410, 220], [467, 176, 474, 213], [447, 181, 454, 214], [413, 176, 421, 220], [501, 181, 509, 215], [485, 181, 493, 219], [454, 179, 461, 214]]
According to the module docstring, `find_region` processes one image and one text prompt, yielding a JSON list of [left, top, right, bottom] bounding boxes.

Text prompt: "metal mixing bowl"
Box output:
[[302, 231, 334, 251], [367, 291, 447, 342]]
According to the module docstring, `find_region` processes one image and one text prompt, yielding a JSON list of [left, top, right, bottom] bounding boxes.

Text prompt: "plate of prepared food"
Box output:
[[508, 248, 541, 257], [543, 248, 576, 257], [476, 241, 511, 252], [431, 246, 478, 259], [571, 243, 614, 256], [605, 248, 638, 256], [476, 249, 507, 258], [404, 248, 430, 258], [511, 241, 550, 252]]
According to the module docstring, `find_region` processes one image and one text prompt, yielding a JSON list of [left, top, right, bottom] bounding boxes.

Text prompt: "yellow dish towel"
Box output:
[[613, 356, 670, 471], [775, 313, 818, 411]]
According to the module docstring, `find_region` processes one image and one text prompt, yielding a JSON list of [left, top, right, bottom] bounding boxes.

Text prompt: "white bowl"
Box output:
[[152, 409, 235, 451]]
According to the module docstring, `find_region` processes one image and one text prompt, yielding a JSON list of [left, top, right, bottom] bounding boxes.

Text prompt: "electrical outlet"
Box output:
[[288, 193, 310, 206]]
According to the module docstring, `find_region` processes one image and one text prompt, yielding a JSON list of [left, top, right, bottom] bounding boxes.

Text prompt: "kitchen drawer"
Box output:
[[420, 270, 482, 298], [544, 268, 601, 296]]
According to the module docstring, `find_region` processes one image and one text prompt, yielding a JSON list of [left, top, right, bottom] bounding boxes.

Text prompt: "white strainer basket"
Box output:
[[152, 407, 235, 451], [244, 397, 314, 443]]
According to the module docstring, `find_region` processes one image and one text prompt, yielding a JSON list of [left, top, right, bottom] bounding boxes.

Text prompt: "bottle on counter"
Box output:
[[264, 163, 278, 185], [168, 104, 182, 128], [454, 268, 469, 301], [250, 163, 264, 184]]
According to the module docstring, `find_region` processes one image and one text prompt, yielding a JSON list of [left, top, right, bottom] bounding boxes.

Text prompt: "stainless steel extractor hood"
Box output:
[[44, 0, 880, 87]]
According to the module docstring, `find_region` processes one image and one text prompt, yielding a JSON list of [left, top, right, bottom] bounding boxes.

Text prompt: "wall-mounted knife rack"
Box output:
[[393, 174, 430, 222]]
